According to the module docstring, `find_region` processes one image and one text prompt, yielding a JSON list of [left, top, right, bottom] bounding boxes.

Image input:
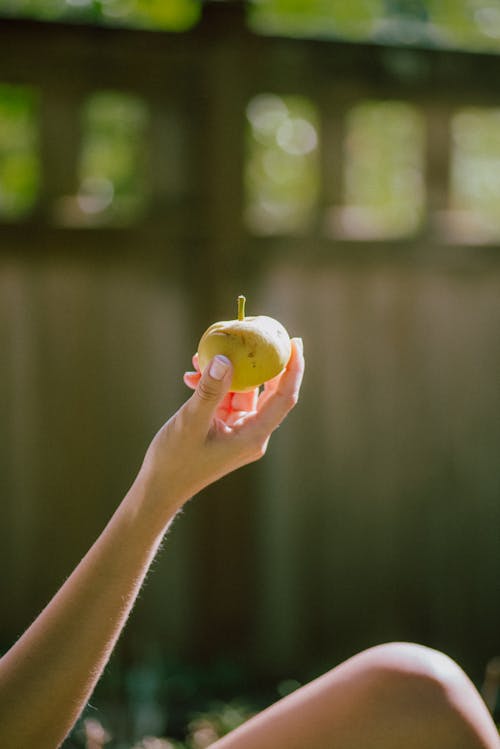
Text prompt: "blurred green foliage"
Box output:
[[0, 84, 39, 220], [67, 652, 283, 748], [0, 0, 200, 31], [3, 82, 500, 241], [245, 94, 319, 235], [450, 107, 500, 241], [244, 95, 426, 240], [342, 101, 425, 238], [249, 0, 387, 42], [249, 0, 500, 54], [2, 2, 500, 240], [77, 698, 255, 749], [3, 0, 500, 54], [75, 91, 150, 226]]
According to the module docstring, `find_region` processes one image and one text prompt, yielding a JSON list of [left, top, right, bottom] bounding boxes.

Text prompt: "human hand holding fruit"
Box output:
[[138, 298, 303, 514], [185, 295, 293, 426]]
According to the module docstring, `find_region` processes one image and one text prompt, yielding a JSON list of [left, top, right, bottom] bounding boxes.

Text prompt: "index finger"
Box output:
[[249, 337, 304, 437]]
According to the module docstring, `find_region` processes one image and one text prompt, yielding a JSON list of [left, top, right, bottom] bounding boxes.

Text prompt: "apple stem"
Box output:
[[237, 295, 246, 321]]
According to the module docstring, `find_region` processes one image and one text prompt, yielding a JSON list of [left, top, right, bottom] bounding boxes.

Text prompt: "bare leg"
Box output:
[[211, 643, 500, 749]]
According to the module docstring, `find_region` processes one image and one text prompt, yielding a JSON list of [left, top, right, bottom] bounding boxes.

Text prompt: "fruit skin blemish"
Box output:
[[197, 295, 291, 392]]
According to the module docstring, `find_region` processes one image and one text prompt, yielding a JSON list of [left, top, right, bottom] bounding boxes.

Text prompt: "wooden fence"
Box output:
[[0, 2, 499, 684]]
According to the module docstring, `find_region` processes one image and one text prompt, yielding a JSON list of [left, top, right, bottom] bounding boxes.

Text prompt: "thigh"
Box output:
[[209, 643, 500, 749]]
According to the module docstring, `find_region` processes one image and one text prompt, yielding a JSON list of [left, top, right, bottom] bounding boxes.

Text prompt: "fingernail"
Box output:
[[295, 337, 303, 354], [209, 355, 231, 380]]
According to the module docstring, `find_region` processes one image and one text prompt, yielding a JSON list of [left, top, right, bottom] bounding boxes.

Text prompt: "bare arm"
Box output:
[[0, 339, 304, 748]]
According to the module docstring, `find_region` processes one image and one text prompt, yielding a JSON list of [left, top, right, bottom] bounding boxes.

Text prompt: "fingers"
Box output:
[[216, 392, 234, 422], [183, 354, 201, 390], [231, 389, 259, 413], [184, 380, 258, 427], [184, 371, 201, 390], [184, 355, 233, 434], [184, 371, 258, 414], [185, 365, 259, 419], [182, 337, 303, 440], [223, 389, 259, 428], [255, 372, 282, 411], [250, 337, 304, 436]]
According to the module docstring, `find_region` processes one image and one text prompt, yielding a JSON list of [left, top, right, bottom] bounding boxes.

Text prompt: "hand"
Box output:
[[183, 353, 260, 428], [139, 338, 304, 514]]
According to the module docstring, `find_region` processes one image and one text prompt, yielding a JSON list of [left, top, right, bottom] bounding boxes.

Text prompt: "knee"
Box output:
[[356, 641, 484, 710], [349, 642, 498, 747], [347, 642, 459, 710], [359, 641, 465, 692]]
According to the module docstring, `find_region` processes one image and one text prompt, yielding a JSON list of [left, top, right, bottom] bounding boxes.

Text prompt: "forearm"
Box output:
[[0, 470, 176, 749], [0, 341, 304, 749]]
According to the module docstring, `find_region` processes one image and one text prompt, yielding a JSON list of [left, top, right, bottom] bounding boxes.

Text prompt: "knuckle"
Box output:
[[251, 438, 268, 461], [256, 443, 268, 459], [286, 389, 300, 408], [197, 380, 218, 402], [276, 389, 298, 411], [236, 433, 267, 464]]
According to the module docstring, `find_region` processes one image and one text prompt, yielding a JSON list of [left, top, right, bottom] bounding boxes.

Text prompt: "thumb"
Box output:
[[186, 355, 233, 431]]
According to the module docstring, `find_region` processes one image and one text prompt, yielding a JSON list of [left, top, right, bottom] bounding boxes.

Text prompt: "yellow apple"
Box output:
[[197, 295, 291, 392]]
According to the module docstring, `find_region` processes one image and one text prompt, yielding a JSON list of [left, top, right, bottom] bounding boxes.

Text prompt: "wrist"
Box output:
[[120, 463, 185, 542]]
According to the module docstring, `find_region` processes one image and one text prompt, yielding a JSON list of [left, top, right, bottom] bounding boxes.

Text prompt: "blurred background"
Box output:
[[1, 0, 500, 746]]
